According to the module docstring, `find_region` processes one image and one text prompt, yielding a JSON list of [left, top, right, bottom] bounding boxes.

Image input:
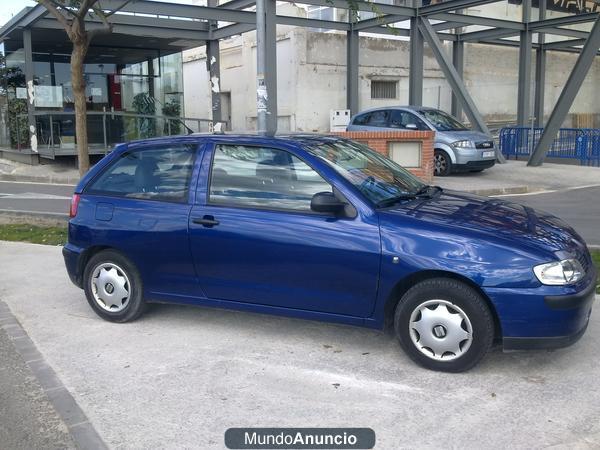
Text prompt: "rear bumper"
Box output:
[[63, 243, 84, 288]]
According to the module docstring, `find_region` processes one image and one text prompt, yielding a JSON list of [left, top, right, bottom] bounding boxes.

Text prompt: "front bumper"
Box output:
[[484, 267, 596, 351]]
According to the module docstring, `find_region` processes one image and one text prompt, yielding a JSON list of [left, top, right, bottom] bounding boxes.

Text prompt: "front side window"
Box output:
[[86, 144, 196, 202], [305, 139, 426, 206], [209, 145, 332, 211], [418, 109, 467, 131], [389, 110, 430, 131]]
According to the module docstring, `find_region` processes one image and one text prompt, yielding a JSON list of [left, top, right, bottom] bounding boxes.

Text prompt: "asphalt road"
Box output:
[[0, 181, 73, 216], [1, 241, 599, 449], [0, 181, 598, 245], [500, 186, 600, 246]]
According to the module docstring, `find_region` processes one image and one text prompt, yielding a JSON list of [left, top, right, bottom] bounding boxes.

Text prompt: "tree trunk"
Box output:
[[71, 42, 90, 176]]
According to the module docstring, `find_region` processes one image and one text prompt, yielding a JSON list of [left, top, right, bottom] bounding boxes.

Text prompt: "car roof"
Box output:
[[353, 106, 438, 115], [123, 132, 350, 149]]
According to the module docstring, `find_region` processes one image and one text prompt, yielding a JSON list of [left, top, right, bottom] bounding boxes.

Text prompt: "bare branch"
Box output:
[[105, 0, 134, 17], [90, 4, 111, 28], [77, 0, 100, 17], [44, 0, 78, 17], [36, 0, 72, 31]]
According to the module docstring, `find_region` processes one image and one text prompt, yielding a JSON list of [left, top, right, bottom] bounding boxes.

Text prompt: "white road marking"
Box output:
[[492, 183, 600, 198], [0, 192, 71, 200], [0, 180, 76, 187]]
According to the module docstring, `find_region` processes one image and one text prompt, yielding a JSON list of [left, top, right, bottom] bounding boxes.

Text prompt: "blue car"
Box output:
[[63, 134, 596, 372]]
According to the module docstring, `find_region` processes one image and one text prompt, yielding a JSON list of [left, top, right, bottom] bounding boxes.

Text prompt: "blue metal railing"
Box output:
[[500, 127, 600, 166]]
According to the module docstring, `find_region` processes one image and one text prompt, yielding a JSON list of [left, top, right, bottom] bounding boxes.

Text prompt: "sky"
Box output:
[[1, 0, 36, 27]]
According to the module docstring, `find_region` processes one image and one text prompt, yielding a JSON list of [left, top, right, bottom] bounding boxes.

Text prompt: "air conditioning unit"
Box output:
[[330, 109, 351, 132]]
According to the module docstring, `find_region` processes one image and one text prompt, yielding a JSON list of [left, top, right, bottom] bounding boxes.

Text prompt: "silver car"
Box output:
[[347, 106, 496, 176]]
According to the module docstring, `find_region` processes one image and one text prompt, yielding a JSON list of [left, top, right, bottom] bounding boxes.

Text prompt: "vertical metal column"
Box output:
[[533, 0, 547, 127], [207, 0, 222, 127], [528, 16, 600, 166], [517, 0, 532, 126], [419, 18, 506, 162], [256, 0, 277, 136], [451, 40, 464, 118], [23, 28, 36, 152], [409, 14, 424, 106], [346, 27, 359, 115]]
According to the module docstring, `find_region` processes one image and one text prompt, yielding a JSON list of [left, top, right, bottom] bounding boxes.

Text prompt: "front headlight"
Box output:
[[452, 140, 474, 149], [533, 259, 585, 285]]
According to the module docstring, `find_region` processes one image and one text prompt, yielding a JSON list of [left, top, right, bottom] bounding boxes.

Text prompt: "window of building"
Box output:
[[209, 145, 332, 212], [371, 80, 398, 99], [86, 144, 196, 202]]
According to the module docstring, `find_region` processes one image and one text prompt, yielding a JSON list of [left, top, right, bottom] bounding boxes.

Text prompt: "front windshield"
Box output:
[[419, 109, 467, 132], [305, 139, 426, 206]]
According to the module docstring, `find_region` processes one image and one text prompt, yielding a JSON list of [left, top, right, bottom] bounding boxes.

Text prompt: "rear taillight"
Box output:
[[69, 194, 81, 218]]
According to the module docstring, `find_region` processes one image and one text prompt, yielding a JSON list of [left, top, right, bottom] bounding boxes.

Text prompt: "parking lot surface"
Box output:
[[1, 241, 599, 449]]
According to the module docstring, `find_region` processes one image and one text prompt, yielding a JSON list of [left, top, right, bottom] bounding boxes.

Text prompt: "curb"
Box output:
[[443, 185, 532, 196], [0, 174, 78, 185], [0, 300, 108, 450]]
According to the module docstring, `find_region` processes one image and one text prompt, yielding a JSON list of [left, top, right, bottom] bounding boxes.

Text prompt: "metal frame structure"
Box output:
[[1, 0, 599, 164]]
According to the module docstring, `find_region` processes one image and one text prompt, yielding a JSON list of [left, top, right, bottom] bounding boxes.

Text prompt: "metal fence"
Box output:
[[499, 127, 600, 167], [14, 111, 228, 159]]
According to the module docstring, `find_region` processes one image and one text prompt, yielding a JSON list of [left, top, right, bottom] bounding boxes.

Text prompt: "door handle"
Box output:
[[193, 215, 220, 227]]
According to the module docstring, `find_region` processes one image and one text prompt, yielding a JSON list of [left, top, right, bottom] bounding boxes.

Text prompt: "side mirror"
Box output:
[[311, 192, 346, 214], [405, 123, 418, 130]]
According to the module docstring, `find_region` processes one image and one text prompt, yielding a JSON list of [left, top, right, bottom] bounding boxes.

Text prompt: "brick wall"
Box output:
[[333, 131, 435, 183]]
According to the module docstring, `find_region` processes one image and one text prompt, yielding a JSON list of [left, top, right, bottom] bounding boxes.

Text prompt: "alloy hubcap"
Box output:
[[434, 154, 446, 174], [91, 263, 131, 312], [409, 300, 473, 361]]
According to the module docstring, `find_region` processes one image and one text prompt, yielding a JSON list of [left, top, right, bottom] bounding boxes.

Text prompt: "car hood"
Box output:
[[437, 130, 492, 143], [381, 189, 586, 256]]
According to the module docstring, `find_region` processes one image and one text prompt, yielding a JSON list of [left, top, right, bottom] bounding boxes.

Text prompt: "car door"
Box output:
[[83, 141, 202, 299], [188, 141, 381, 318], [388, 110, 431, 131]]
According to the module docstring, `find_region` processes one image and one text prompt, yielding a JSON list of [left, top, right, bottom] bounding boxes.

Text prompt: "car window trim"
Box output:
[[206, 142, 348, 216], [84, 142, 201, 205]]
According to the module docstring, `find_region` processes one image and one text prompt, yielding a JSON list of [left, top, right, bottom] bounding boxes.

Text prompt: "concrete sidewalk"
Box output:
[[1, 241, 599, 449], [0, 158, 79, 185], [436, 160, 600, 195]]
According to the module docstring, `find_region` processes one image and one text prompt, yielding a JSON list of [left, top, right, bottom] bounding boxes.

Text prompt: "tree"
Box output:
[[36, 0, 132, 176]]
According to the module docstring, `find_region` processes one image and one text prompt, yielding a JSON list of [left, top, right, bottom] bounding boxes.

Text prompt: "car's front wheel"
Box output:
[[83, 250, 146, 323], [394, 278, 494, 372], [434, 150, 452, 176]]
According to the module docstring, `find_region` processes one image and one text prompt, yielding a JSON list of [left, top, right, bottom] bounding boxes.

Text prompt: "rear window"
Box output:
[[86, 144, 196, 203]]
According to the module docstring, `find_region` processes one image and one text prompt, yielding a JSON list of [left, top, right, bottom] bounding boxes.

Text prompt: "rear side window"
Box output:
[[353, 113, 371, 125], [86, 144, 196, 203], [365, 110, 389, 127], [209, 144, 332, 211]]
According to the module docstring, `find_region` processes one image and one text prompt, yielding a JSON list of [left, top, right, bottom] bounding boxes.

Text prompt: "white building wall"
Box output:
[[183, 19, 600, 132]]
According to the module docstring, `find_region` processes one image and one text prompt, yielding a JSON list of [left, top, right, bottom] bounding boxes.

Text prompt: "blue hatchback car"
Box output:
[[63, 134, 596, 372]]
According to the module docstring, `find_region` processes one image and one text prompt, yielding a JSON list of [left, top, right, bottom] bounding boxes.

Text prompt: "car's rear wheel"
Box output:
[[434, 150, 452, 177], [83, 250, 146, 323], [394, 278, 494, 372]]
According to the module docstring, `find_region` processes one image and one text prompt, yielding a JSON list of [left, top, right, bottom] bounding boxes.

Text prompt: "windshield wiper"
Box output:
[[376, 186, 443, 208], [375, 193, 418, 208], [416, 185, 443, 197]]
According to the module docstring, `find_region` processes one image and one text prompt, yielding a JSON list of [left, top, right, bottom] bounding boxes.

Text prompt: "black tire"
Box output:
[[83, 249, 146, 323], [394, 278, 494, 372], [433, 150, 452, 176]]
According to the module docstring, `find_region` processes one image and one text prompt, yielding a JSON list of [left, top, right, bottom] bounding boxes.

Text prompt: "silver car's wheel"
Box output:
[[409, 299, 473, 361], [434, 151, 451, 176], [90, 263, 131, 313]]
